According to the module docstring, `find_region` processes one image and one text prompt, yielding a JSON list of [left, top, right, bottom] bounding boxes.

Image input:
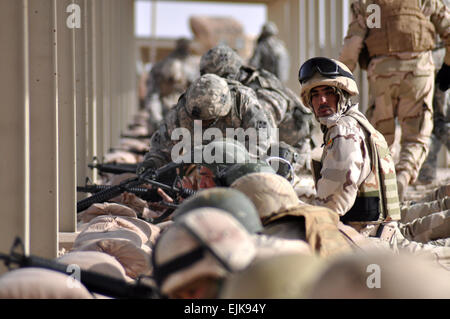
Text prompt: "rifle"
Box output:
[[109, 147, 149, 156], [77, 161, 195, 214], [0, 237, 161, 299], [88, 162, 138, 175], [77, 184, 179, 209], [120, 133, 152, 139]]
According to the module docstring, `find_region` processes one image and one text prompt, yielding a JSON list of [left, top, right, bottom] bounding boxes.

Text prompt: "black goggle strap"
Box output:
[[153, 246, 206, 287], [299, 58, 354, 83]]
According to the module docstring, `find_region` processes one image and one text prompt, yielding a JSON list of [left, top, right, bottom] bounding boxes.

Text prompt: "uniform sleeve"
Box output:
[[338, 0, 368, 71], [238, 87, 275, 157], [142, 107, 179, 169], [313, 124, 366, 216], [428, 0, 450, 65]]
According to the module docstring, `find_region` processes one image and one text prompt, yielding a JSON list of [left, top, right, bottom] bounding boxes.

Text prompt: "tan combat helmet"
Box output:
[[199, 44, 244, 79], [230, 172, 299, 221], [298, 57, 358, 111], [152, 208, 256, 296], [219, 253, 327, 299], [185, 73, 232, 120]]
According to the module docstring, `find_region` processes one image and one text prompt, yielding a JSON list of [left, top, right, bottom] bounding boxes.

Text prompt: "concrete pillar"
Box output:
[[94, 0, 105, 162], [28, 0, 59, 258], [57, 0, 77, 232], [0, 0, 31, 272], [75, 0, 88, 196]]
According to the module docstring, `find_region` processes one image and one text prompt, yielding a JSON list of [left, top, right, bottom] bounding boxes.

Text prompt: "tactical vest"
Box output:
[[364, 0, 436, 57], [346, 108, 401, 221], [263, 204, 354, 258]]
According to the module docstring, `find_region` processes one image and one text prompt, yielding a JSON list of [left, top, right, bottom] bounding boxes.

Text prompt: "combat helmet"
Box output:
[[261, 21, 279, 36], [216, 161, 276, 187], [200, 44, 243, 79], [152, 207, 256, 296], [230, 172, 299, 220], [298, 57, 358, 112], [172, 187, 263, 234], [185, 73, 232, 120]]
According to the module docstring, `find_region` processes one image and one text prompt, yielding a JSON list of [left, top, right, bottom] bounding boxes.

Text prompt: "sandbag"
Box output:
[[0, 268, 93, 299]]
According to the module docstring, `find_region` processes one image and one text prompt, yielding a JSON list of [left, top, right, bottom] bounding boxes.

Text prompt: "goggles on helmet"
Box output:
[[298, 57, 355, 84]]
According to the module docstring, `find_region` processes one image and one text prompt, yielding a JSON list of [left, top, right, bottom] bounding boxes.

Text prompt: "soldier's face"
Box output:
[[310, 86, 338, 118]]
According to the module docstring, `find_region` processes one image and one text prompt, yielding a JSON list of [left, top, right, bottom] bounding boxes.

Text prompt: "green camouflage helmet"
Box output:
[[217, 161, 276, 187], [200, 44, 243, 79], [175, 138, 251, 174], [185, 74, 232, 120], [172, 187, 263, 233]]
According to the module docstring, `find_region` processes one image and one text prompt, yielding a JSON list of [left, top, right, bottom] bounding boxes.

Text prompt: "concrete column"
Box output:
[[28, 0, 59, 258], [102, 0, 111, 157], [110, 0, 120, 149], [94, 0, 105, 162], [57, 0, 77, 232], [0, 0, 30, 272], [75, 0, 88, 197], [85, 0, 96, 182]]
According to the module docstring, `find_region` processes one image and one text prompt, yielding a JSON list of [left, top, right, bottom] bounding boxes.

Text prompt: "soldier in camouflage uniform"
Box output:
[[137, 73, 274, 174], [248, 21, 290, 83], [417, 42, 450, 184], [338, 0, 450, 201], [152, 207, 257, 298], [200, 44, 315, 172], [299, 57, 450, 269], [145, 38, 200, 135]]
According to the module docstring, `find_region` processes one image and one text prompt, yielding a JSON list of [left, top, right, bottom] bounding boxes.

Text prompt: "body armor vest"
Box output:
[[365, 0, 436, 57], [346, 108, 401, 221], [263, 204, 354, 258]]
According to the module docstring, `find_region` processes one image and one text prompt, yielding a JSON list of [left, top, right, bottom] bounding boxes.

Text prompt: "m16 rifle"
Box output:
[[77, 161, 195, 215]]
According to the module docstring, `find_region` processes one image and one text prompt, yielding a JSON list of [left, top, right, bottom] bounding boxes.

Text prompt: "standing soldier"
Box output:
[[249, 21, 290, 83], [145, 38, 200, 135], [338, 0, 450, 201]]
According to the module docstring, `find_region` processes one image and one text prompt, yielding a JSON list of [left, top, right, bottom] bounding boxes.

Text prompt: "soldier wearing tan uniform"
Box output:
[[298, 57, 450, 270], [338, 0, 450, 201]]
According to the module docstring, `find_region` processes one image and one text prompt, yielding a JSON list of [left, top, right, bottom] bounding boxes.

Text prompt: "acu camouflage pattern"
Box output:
[[249, 22, 290, 83], [200, 44, 308, 128], [185, 74, 232, 120], [339, 0, 450, 183], [142, 77, 275, 169]]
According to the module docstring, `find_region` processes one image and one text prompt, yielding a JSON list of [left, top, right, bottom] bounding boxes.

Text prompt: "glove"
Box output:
[[436, 63, 450, 91], [136, 160, 157, 177]]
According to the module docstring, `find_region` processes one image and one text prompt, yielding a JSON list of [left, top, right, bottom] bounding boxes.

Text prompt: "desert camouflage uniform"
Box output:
[[418, 44, 450, 183], [145, 38, 200, 135], [248, 22, 290, 83], [339, 0, 450, 196], [141, 74, 274, 170]]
